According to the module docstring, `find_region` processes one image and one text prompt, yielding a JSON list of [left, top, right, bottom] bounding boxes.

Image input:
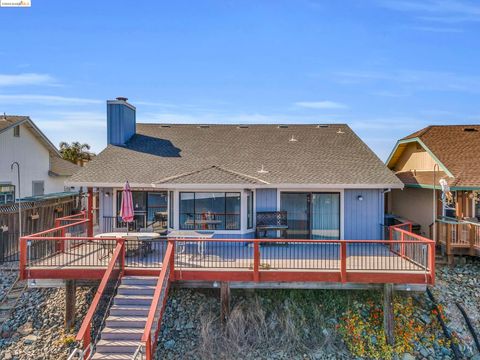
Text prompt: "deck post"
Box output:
[[383, 283, 394, 346], [253, 241, 260, 282], [87, 187, 94, 238], [446, 223, 453, 265], [340, 242, 347, 283], [65, 280, 76, 330], [220, 281, 231, 324], [469, 224, 475, 256], [169, 241, 175, 281], [19, 237, 27, 280]]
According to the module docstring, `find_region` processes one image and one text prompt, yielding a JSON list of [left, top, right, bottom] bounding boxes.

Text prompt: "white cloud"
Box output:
[[377, 0, 480, 23], [0, 94, 102, 105], [139, 111, 345, 125], [294, 101, 348, 109], [406, 25, 463, 32], [0, 73, 58, 87], [334, 70, 480, 93]]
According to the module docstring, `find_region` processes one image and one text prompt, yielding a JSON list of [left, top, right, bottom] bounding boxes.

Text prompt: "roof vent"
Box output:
[[289, 135, 298, 142], [198, 125, 210, 128], [317, 124, 328, 128], [463, 127, 478, 132], [160, 125, 171, 128], [237, 125, 249, 129], [278, 125, 288, 129], [257, 165, 269, 174], [337, 128, 345, 134]]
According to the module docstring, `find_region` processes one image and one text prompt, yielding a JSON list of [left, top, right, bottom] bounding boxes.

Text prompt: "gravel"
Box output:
[[432, 257, 480, 358], [0, 273, 95, 360]]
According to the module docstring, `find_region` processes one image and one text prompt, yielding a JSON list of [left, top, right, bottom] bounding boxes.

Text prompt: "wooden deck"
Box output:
[[26, 241, 429, 284], [20, 215, 435, 287]]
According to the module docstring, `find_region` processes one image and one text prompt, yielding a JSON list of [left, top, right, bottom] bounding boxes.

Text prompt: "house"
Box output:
[[67, 97, 403, 240], [0, 115, 80, 203], [23, 98, 436, 360], [386, 125, 480, 257]]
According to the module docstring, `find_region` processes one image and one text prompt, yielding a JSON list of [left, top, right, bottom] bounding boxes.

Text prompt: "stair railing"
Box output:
[[132, 345, 145, 360], [66, 348, 84, 360], [75, 238, 126, 359], [140, 241, 174, 360]]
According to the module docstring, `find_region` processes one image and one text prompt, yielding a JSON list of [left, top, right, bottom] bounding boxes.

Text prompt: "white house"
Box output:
[[0, 115, 79, 203]]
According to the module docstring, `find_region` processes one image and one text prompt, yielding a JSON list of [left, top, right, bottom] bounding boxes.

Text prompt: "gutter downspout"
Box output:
[[382, 188, 392, 240]]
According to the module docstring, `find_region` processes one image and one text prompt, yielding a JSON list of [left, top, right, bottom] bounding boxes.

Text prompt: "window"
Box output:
[[169, 191, 174, 228], [32, 181, 44, 196], [179, 192, 241, 230], [117, 191, 168, 228], [13, 125, 20, 137], [247, 190, 253, 229], [0, 184, 15, 204]]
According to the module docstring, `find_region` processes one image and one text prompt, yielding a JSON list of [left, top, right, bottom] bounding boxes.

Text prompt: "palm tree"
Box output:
[[59, 141, 93, 166]]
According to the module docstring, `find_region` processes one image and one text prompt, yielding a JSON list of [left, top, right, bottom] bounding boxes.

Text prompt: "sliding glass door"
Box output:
[[281, 193, 310, 239], [311, 193, 340, 240], [281, 192, 340, 240]]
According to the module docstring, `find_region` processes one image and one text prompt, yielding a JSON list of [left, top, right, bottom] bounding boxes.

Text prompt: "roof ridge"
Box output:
[[153, 166, 214, 184], [154, 165, 270, 185], [212, 165, 270, 184]]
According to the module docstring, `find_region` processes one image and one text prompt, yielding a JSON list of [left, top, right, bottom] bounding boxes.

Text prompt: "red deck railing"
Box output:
[[19, 212, 435, 286], [75, 239, 125, 358], [135, 242, 174, 360]]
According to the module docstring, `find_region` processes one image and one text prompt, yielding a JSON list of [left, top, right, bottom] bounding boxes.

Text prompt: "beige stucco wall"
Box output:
[[390, 187, 434, 236]]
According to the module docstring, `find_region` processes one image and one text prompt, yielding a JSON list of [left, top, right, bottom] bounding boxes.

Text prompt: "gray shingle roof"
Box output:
[[0, 115, 29, 133], [49, 156, 80, 177], [69, 124, 402, 187]]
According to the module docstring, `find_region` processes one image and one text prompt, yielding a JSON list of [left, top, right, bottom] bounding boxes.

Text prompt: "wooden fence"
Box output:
[[0, 194, 80, 262]]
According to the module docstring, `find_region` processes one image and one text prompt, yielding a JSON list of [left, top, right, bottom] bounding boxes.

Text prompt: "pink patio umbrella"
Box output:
[[120, 181, 134, 232]]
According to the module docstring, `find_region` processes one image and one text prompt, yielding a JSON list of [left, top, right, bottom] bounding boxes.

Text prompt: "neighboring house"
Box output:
[[68, 97, 403, 240], [0, 115, 80, 203], [386, 125, 480, 257]]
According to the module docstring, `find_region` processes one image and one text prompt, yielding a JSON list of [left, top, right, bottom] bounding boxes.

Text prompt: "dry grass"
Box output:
[[196, 290, 347, 360]]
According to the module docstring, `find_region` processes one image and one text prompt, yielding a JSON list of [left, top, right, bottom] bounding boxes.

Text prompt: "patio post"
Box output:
[[383, 283, 395, 346]]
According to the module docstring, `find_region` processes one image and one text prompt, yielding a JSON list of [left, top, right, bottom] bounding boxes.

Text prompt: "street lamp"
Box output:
[[11, 162, 22, 238]]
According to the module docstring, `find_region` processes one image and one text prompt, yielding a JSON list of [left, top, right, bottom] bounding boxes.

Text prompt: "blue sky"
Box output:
[[0, 0, 479, 160]]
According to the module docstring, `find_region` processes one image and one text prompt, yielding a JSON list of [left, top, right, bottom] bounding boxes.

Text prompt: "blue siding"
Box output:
[[344, 189, 384, 240], [256, 188, 277, 212], [107, 102, 136, 146], [213, 232, 255, 239]]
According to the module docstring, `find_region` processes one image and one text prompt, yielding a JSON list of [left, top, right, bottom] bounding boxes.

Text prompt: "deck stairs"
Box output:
[[92, 276, 157, 360]]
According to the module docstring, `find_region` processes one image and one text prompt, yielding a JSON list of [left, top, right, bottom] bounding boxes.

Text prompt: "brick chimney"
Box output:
[[106, 97, 136, 146]]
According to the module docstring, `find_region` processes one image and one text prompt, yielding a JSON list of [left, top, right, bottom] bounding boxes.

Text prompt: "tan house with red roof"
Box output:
[[386, 125, 480, 257]]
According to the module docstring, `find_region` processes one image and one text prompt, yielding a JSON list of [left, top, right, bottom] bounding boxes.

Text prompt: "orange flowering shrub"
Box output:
[[338, 297, 428, 359]]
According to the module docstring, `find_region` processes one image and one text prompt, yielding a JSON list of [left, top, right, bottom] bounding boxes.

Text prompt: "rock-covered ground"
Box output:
[[0, 268, 95, 360], [0, 266, 18, 301], [1, 257, 480, 359], [157, 288, 349, 360], [156, 287, 474, 360], [432, 258, 480, 359]]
